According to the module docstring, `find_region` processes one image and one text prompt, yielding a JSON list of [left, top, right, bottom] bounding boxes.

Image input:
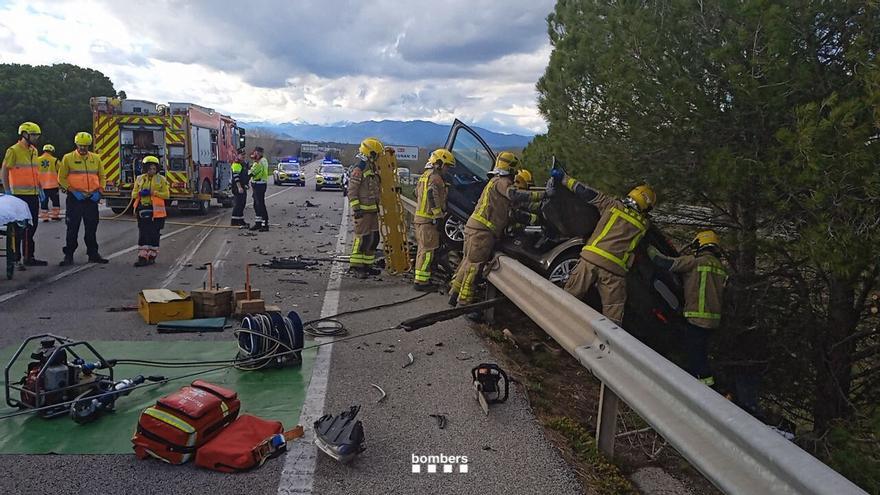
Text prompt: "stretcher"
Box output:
[[0, 194, 33, 280]]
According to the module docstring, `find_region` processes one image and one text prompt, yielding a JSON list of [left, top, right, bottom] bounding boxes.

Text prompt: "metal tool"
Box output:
[[472, 363, 509, 415]]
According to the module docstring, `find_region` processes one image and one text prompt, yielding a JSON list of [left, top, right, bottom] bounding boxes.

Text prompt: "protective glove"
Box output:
[[71, 190, 86, 201], [550, 168, 565, 181], [139, 189, 151, 197], [38, 189, 46, 202], [431, 218, 439, 227], [353, 209, 364, 220], [646, 245, 660, 260], [89, 191, 101, 203], [544, 177, 556, 197]]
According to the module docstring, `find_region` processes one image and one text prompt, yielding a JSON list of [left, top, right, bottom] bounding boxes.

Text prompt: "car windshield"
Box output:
[[280, 163, 299, 171], [321, 165, 343, 174]]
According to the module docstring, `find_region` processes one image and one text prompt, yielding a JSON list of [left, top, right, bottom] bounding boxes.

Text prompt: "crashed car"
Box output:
[[315, 160, 345, 191], [437, 119, 689, 343]]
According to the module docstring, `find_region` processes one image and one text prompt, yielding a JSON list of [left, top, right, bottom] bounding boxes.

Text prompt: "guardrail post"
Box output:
[[483, 284, 497, 324], [596, 382, 619, 457]]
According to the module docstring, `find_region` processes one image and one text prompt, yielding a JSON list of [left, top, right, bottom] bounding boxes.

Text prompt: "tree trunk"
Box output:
[[812, 276, 858, 432]]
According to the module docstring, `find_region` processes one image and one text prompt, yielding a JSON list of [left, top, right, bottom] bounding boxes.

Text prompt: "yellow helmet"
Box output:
[[694, 230, 720, 250], [18, 121, 41, 136], [143, 155, 160, 166], [42, 144, 55, 153], [74, 132, 93, 146], [428, 148, 455, 168], [627, 184, 656, 212], [514, 169, 533, 189], [490, 151, 519, 176], [358, 137, 384, 160]]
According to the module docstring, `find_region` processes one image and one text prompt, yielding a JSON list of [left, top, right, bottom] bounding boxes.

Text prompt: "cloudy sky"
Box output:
[[0, 0, 554, 135]]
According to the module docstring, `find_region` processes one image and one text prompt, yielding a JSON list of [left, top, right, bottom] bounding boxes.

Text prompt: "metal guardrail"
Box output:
[[398, 195, 866, 494]]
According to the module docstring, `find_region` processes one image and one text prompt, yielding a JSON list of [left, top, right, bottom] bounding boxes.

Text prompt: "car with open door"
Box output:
[[439, 119, 690, 343]]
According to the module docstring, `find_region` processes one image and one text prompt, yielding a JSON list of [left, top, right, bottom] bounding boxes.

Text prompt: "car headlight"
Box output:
[[316, 175, 324, 182]]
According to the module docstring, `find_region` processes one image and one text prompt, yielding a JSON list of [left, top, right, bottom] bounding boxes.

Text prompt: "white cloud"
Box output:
[[0, 0, 552, 134]]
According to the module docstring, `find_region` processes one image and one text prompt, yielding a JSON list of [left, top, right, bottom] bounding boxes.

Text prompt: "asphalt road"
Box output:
[[0, 158, 580, 494]]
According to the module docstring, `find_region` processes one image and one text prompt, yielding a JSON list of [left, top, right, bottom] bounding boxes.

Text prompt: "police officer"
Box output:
[[2, 122, 46, 268], [248, 146, 269, 231], [550, 168, 656, 325], [58, 132, 108, 266], [37, 144, 61, 221], [449, 152, 543, 306], [648, 230, 727, 386], [230, 153, 248, 227], [348, 137, 383, 278], [131, 156, 170, 267], [413, 148, 455, 291]]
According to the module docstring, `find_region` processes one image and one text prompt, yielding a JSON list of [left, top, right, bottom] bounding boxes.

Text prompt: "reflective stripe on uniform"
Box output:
[[350, 237, 364, 266], [582, 206, 647, 271], [684, 264, 727, 320], [415, 251, 433, 282], [471, 179, 497, 232], [415, 173, 441, 219], [4, 143, 39, 195], [459, 265, 478, 303]]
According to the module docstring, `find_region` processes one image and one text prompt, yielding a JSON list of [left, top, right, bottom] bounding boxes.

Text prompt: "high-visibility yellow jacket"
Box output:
[[2, 141, 39, 195], [348, 161, 381, 213], [59, 150, 105, 193], [131, 173, 170, 218], [414, 168, 447, 224], [37, 152, 59, 189]]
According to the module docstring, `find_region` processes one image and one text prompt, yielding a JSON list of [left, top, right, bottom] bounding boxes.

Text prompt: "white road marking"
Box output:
[[277, 200, 349, 495], [160, 219, 218, 289], [0, 186, 298, 304], [0, 213, 223, 304]]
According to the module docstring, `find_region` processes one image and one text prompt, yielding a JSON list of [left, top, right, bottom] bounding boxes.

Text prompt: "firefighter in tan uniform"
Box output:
[[413, 148, 455, 292], [648, 230, 727, 386], [449, 152, 544, 307], [550, 168, 656, 325], [348, 137, 383, 278]]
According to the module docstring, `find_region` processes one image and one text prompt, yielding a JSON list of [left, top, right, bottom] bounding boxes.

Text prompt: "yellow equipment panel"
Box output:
[[376, 149, 411, 275]]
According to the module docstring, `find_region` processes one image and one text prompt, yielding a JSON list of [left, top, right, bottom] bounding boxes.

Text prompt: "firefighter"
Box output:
[[510, 168, 542, 231], [413, 148, 455, 291], [131, 156, 170, 266], [648, 230, 727, 386], [37, 144, 62, 222], [1, 122, 46, 268], [58, 132, 109, 266], [550, 168, 655, 325], [248, 146, 269, 231], [230, 153, 248, 227], [348, 137, 383, 278], [449, 152, 544, 306]]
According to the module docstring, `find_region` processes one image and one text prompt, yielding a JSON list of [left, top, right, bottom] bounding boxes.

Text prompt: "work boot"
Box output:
[[59, 256, 74, 266], [259, 224, 269, 232], [23, 258, 48, 266], [16, 262, 26, 271], [414, 282, 437, 292], [88, 255, 109, 264], [447, 293, 458, 307], [134, 257, 150, 267], [250, 222, 263, 231]]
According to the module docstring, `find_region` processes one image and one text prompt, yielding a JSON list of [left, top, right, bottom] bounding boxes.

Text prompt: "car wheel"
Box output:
[[442, 215, 465, 250], [547, 251, 580, 287]]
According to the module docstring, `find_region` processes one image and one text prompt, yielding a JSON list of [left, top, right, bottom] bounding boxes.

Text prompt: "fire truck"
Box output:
[[90, 97, 246, 214]]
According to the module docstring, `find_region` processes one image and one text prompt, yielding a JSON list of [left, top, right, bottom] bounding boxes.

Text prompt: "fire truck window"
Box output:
[[169, 157, 186, 172]]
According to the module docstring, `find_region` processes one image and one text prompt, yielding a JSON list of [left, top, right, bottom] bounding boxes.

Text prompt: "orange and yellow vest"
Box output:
[[59, 150, 105, 194], [37, 152, 59, 189], [132, 173, 170, 218], [3, 142, 39, 195]]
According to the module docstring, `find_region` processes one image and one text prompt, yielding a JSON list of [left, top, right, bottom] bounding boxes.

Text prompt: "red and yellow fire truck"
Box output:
[[90, 97, 246, 214]]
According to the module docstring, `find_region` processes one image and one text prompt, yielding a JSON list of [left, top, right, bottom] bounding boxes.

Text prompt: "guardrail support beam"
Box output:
[[596, 382, 619, 457]]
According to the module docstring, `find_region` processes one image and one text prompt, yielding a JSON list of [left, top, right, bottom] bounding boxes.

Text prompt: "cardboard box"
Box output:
[[138, 289, 194, 324], [235, 299, 265, 315]]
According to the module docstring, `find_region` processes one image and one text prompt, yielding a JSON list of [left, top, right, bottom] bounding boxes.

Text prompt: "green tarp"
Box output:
[[0, 340, 314, 454]]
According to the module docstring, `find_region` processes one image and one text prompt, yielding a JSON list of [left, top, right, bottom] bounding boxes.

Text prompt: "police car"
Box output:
[[273, 159, 305, 186], [314, 159, 344, 191]]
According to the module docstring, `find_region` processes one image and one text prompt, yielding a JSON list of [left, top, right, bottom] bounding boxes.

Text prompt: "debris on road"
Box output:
[[429, 414, 447, 430], [278, 278, 308, 285], [303, 200, 320, 207], [262, 256, 319, 270], [402, 353, 414, 368], [106, 306, 138, 312], [371, 383, 387, 403]]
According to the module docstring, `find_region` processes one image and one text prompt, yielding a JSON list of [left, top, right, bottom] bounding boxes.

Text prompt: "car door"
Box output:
[[442, 119, 496, 222]]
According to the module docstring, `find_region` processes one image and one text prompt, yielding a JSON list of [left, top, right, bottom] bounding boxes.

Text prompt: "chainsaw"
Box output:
[[472, 363, 509, 415]]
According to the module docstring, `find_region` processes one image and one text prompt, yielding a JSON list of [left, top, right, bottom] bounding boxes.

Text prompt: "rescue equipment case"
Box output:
[[132, 380, 240, 464], [195, 414, 301, 473]]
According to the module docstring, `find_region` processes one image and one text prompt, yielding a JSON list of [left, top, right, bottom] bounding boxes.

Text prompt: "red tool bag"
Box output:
[[196, 415, 304, 473], [132, 380, 241, 464]]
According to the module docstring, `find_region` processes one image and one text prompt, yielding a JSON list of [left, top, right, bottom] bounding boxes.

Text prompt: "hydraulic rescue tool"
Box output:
[[472, 363, 509, 415], [4, 334, 162, 422]]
